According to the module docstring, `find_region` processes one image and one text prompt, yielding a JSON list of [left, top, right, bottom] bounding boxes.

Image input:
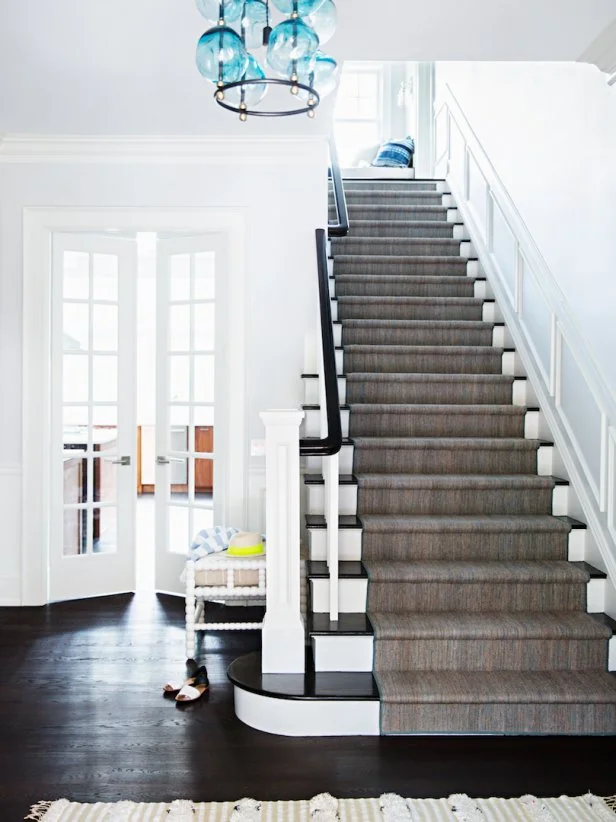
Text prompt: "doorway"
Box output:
[[22, 209, 247, 606]]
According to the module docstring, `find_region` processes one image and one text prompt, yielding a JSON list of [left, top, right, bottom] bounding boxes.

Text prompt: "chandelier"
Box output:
[[195, 0, 338, 120]]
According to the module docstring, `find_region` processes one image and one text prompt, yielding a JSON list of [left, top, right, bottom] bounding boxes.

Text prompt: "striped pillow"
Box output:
[[371, 137, 415, 168]]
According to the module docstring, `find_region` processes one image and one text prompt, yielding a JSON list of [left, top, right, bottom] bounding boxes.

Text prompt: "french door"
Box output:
[[50, 234, 137, 601], [155, 236, 225, 595]]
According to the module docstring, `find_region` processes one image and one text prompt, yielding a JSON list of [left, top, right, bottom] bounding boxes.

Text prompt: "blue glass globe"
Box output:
[[266, 19, 320, 78], [297, 50, 338, 99], [195, 0, 243, 24], [226, 54, 268, 107], [241, 0, 268, 49], [305, 0, 337, 45], [270, 0, 325, 15], [196, 27, 249, 84]]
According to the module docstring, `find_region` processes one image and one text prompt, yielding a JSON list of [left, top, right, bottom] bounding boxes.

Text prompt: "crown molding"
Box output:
[[0, 134, 327, 164], [578, 15, 616, 82]]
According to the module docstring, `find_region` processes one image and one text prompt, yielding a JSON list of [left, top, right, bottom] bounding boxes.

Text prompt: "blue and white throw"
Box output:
[[189, 526, 240, 561]]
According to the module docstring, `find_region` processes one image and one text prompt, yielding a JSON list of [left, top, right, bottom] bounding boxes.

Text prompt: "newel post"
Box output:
[[259, 409, 306, 673]]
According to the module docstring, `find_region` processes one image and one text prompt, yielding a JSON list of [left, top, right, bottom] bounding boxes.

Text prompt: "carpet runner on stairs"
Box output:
[[332, 178, 616, 734]]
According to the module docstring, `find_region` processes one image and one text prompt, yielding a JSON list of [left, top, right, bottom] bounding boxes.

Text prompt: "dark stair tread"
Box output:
[[591, 613, 616, 633], [306, 514, 362, 530], [352, 437, 546, 450], [360, 514, 577, 533], [307, 561, 367, 579], [305, 474, 357, 486], [302, 404, 350, 411], [376, 670, 616, 704], [228, 651, 379, 701], [570, 561, 607, 579], [363, 560, 591, 584], [355, 474, 562, 489], [369, 611, 612, 640], [307, 613, 374, 636]]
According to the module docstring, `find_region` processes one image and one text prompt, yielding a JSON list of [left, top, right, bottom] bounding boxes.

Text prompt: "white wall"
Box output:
[[434, 62, 616, 586], [1, 1, 615, 135], [0, 138, 327, 603], [436, 62, 616, 386]]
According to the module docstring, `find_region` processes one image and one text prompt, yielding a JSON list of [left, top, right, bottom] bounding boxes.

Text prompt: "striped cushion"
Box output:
[[372, 137, 415, 168]]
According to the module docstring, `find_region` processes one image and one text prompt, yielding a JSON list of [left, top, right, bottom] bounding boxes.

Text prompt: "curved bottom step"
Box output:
[[228, 651, 380, 736]]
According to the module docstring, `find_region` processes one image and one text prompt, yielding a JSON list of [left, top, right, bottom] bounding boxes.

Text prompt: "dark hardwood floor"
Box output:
[[0, 594, 614, 819]]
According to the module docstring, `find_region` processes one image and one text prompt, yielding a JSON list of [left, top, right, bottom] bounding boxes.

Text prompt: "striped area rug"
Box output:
[[27, 792, 616, 821]]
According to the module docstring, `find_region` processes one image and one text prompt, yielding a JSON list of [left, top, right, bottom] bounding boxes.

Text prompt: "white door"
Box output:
[[155, 236, 225, 594], [50, 233, 137, 601]]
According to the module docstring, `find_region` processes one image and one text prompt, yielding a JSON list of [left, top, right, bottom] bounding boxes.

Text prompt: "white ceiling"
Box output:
[[0, 0, 614, 135]]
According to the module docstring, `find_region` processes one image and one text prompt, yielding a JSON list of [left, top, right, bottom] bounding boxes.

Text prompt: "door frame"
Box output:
[[22, 207, 247, 606]]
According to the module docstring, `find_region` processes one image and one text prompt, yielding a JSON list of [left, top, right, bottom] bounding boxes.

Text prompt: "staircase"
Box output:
[[303, 178, 616, 734]]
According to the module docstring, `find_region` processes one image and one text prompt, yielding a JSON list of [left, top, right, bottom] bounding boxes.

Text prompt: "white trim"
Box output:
[[22, 207, 247, 605], [0, 135, 326, 165], [233, 686, 380, 736], [0, 578, 21, 607], [437, 84, 616, 587]]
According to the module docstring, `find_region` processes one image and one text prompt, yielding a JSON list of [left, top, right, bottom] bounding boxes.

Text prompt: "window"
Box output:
[[334, 64, 383, 167]]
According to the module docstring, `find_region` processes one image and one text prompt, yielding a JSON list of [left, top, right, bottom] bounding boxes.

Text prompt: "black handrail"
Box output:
[[299, 228, 342, 457], [328, 138, 349, 238]]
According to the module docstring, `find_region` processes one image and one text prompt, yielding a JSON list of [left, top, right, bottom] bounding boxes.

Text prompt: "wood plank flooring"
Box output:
[[0, 593, 614, 819]]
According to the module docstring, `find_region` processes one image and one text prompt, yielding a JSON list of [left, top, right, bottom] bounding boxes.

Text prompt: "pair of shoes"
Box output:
[[175, 666, 209, 702], [163, 658, 200, 696]]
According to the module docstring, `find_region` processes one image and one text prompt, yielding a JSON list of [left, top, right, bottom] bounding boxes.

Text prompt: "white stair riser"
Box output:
[[453, 224, 468, 240], [307, 484, 357, 516], [311, 635, 374, 672], [305, 443, 354, 475], [310, 577, 605, 617], [307, 523, 587, 563], [308, 527, 362, 561], [234, 687, 380, 736], [610, 637, 616, 672], [307, 481, 570, 518], [304, 408, 350, 438], [303, 376, 347, 405], [447, 207, 459, 222], [482, 302, 503, 323], [310, 578, 368, 613]]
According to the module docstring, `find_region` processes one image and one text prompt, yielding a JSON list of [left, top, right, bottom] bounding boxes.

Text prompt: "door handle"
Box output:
[[156, 456, 185, 465], [109, 456, 131, 466]]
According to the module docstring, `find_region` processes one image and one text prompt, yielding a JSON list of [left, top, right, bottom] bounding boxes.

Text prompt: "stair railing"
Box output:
[[260, 139, 347, 673], [299, 138, 348, 622]]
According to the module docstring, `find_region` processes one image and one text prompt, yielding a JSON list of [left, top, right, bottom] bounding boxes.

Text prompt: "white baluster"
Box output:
[[185, 560, 196, 659], [260, 409, 306, 673], [325, 452, 339, 622]]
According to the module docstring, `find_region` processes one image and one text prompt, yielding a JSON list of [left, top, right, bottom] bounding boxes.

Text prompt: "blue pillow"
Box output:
[[371, 137, 415, 168]]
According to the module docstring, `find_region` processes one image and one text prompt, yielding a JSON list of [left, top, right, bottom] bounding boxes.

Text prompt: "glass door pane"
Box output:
[[50, 233, 137, 602], [155, 237, 222, 595]]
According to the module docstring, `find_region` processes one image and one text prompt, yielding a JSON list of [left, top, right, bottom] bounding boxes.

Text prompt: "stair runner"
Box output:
[[330, 179, 616, 734]]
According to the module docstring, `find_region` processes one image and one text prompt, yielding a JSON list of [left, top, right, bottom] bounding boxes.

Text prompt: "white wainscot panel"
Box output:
[[0, 467, 22, 605], [449, 119, 466, 189], [608, 427, 616, 540], [435, 106, 448, 166], [467, 152, 487, 236], [519, 258, 552, 386], [491, 200, 517, 302], [558, 339, 602, 501]]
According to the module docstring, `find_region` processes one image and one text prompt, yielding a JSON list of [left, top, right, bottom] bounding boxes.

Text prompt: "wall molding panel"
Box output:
[[435, 85, 616, 589], [0, 135, 326, 166], [0, 465, 22, 605]]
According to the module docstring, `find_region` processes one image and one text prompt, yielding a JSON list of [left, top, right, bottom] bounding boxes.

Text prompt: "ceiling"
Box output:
[[0, 0, 614, 135]]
